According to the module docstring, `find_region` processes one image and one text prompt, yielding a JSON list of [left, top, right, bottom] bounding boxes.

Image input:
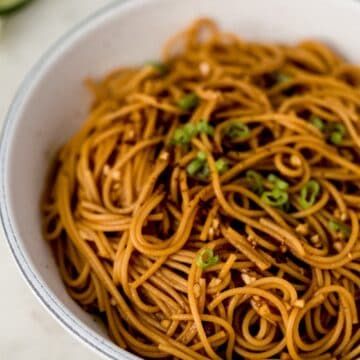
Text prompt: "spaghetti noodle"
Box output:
[[42, 18, 360, 359]]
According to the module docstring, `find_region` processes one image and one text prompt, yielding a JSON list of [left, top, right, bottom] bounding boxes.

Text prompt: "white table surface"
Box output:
[[0, 1, 110, 359]]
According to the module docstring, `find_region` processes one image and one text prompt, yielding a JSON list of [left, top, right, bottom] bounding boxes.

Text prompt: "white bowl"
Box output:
[[1, 0, 360, 358]]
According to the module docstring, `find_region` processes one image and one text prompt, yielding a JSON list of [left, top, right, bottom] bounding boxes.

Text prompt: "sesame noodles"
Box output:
[[42, 18, 360, 359]]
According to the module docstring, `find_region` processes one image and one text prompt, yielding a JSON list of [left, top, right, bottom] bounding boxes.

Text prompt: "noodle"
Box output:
[[42, 18, 360, 359]]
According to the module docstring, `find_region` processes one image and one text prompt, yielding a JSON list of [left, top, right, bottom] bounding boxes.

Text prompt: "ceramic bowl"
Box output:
[[1, 0, 360, 358]]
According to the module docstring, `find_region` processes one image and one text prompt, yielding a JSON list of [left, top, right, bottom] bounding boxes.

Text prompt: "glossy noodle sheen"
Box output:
[[42, 18, 360, 360]]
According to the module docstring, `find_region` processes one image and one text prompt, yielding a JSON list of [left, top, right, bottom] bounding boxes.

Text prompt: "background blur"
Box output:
[[0, 1, 109, 359]]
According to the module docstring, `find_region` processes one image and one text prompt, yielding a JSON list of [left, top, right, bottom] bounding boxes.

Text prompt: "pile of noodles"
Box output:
[[42, 18, 360, 360]]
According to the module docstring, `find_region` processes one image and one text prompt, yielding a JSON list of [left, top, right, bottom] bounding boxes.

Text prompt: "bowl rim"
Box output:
[[1, 0, 360, 359], [0, 0, 141, 359]]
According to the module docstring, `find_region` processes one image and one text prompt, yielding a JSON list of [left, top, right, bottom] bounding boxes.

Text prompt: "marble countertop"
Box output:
[[0, 1, 109, 359]]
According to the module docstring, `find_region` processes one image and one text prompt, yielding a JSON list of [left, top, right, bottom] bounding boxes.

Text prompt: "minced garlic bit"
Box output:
[[199, 61, 210, 76], [310, 234, 320, 245], [340, 212, 348, 222], [193, 283, 201, 298], [159, 151, 170, 161], [110, 298, 117, 306], [208, 278, 222, 288], [295, 223, 309, 236], [293, 299, 305, 308], [125, 129, 136, 140], [112, 170, 121, 180], [208, 227, 215, 240], [241, 273, 256, 285], [212, 218, 220, 230], [290, 155, 302, 167], [103, 164, 110, 175], [333, 241, 344, 252], [161, 320, 171, 329]]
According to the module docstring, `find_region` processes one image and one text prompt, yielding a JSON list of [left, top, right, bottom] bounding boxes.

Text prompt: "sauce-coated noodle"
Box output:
[[43, 19, 360, 359]]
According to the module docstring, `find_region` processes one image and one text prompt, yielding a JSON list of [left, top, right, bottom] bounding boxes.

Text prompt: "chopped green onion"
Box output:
[[328, 220, 350, 237], [172, 129, 190, 146], [0, 0, 31, 15], [196, 151, 207, 161], [147, 61, 168, 75], [186, 159, 204, 177], [177, 93, 200, 111], [186, 151, 208, 179], [330, 132, 343, 145], [268, 174, 289, 190], [309, 115, 325, 131], [196, 120, 214, 136], [225, 122, 250, 138], [196, 248, 219, 269], [299, 180, 320, 209], [246, 170, 264, 195], [328, 123, 346, 145], [261, 188, 289, 208], [197, 164, 210, 180], [171, 123, 197, 146], [183, 123, 198, 138], [276, 73, 292, 84], [171, 119, 214, 146], [172, 128, 186, 144], [215, 158, 229, 174]]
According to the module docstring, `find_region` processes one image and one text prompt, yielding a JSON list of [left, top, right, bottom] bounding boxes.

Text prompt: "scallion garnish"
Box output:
[[299, 180, 320, 209], [196, 150, 207, 162], [186, 151, 208, 179], [176, 93, 200, 111], [309, 117, 347, 145], [261, 188, 289, 208], [171, 120, 214, 146], [183, 123, 198, 138], [276, 73, 292, 84], [246, 170, 264, 195], [328, 123, 346, 145], [196, 248, 219, 269], [186, 158, 205, 177], [225, 122, 250, 138], [147, 61, 168, 75], [172, 124, 196, 146], [215, 158, 229, 174], [268, 174, 289, 190], [196, 119, 214, 136], [309, 115, 325, 131], [328, 220, 350, 237]]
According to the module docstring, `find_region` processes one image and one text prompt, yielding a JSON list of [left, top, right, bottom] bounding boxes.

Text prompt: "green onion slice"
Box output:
[[196, 248, 219, 269], [328, 220, 350, 237], [147, 61, 168, 75], [328, 123, 346, 145], [299, 180, 320, 209], [309, 115, 325, 131], [225, 122, 250, 138], [246, 170, 264, 195], [177, 93, 200, 111], [261, 188, 289, 207], [276, 73, 292, 84], [268, 174, 289, 190], [196, 120, 214, 136], [215, 158, 229, 174]]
